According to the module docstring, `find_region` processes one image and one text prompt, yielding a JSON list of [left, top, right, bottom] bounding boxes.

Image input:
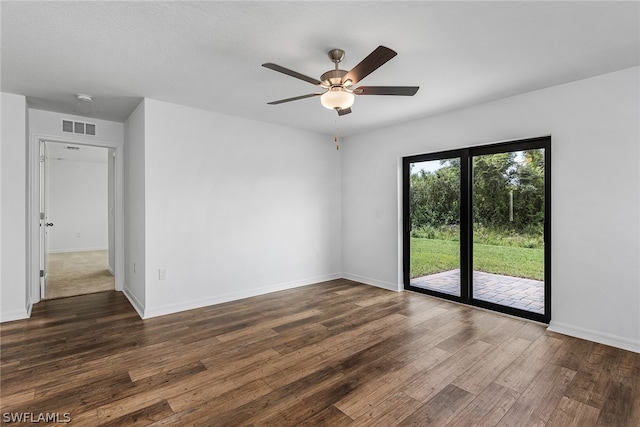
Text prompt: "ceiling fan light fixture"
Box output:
[[263, 46, 418, 116], [320, 87, 354, 111]]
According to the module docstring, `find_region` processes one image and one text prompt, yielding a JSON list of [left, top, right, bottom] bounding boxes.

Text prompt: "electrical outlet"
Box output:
[[159, 269, 167, 280]]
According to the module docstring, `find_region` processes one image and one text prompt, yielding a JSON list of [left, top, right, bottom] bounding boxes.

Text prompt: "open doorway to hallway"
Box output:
[[43, 142, 115, 299]]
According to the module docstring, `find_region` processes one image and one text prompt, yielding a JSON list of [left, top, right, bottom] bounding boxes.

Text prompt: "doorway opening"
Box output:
[[29, 134, 124, 306], [41, 142, 115, 299], [403, 136, 550, 323]]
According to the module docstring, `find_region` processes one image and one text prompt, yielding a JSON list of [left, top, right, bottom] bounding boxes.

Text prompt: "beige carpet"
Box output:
[[45, 250, 114, 299]]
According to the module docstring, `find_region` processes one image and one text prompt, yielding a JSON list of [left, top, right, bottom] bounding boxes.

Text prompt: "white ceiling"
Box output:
[[2, 1, 638, 137]]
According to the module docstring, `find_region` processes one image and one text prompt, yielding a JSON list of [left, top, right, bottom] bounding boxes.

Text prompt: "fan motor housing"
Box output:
[[321, 69, 348, 86]]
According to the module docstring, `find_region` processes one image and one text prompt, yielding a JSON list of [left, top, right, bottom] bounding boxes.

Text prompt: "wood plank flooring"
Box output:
[[1, 279, 638, 426]]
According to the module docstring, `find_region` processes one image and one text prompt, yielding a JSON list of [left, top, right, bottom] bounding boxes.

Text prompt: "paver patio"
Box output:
[[410, 269, 544, 314]]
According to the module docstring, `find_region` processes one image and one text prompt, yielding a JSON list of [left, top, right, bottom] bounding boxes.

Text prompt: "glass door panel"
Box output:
[[471, 149, 546, 315], [408, 157, 461, 297]]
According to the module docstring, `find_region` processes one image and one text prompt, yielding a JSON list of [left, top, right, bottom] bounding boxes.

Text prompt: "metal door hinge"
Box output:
[[40, 212, 45, 220], [40, 270, 44, 278]]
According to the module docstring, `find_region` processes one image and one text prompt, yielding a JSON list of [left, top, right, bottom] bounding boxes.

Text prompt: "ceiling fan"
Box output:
[[262, 46, 419, 116]]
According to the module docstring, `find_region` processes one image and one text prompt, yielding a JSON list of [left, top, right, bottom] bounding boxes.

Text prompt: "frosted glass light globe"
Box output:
[[321, 88, 355, 110]]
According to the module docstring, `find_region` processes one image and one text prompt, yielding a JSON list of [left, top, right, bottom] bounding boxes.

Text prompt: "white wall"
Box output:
[[47, 156, 108, 253], [137, 99, 342, 317], [1, 92, 29, 322], [123, 100, 146, 312], [29, 109, 124, 143], [342, 67, 640, 352]]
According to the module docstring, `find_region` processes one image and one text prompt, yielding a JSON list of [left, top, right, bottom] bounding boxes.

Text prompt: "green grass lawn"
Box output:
[[410, 238, 544, 280]]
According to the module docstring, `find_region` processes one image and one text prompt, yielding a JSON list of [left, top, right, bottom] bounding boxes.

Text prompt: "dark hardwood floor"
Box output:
[[1, 279, 638, 426]]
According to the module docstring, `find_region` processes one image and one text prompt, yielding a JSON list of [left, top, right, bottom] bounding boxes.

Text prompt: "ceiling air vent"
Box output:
[[62, 119, 96, 136], [62, 120, 73, 133]]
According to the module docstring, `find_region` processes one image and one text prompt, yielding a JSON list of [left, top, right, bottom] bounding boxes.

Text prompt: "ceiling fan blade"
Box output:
[[262, 63, 323, 86], [267, 93, 323, 105], [337, 107, 352, 116], [342, 46, 397, 85], [354, 86, 419, 96]]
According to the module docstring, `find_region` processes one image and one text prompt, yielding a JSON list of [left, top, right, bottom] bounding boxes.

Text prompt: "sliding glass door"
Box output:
[[407, 154, 464, 298], [403, 137, 550, 323], [471, 147, 547, 316]]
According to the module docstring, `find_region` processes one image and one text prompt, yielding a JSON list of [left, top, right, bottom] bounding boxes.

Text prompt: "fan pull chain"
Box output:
[[334, 120, 340, 150]]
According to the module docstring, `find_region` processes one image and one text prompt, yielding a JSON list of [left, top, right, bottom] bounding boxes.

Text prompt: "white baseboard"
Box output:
[[122, 287, 145, 319], [0, 307, 30, 323], [341, 273, 401, 292], [48, 247, 108, 254], [142, 273, 343, 319], [548, 321, 639, 353]]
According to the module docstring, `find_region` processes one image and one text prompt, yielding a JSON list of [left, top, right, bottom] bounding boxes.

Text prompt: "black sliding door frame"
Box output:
[[403, 136, 551, 323]]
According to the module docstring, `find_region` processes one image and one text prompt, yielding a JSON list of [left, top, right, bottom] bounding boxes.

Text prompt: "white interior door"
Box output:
[[39, 141, 52, 298]]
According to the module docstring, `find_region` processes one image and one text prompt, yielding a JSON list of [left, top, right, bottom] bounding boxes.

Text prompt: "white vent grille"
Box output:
[[62, 119, 96, 136]]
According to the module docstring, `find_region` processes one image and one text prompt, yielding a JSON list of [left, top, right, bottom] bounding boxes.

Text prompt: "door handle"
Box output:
[[46, 222, 54, 227]]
